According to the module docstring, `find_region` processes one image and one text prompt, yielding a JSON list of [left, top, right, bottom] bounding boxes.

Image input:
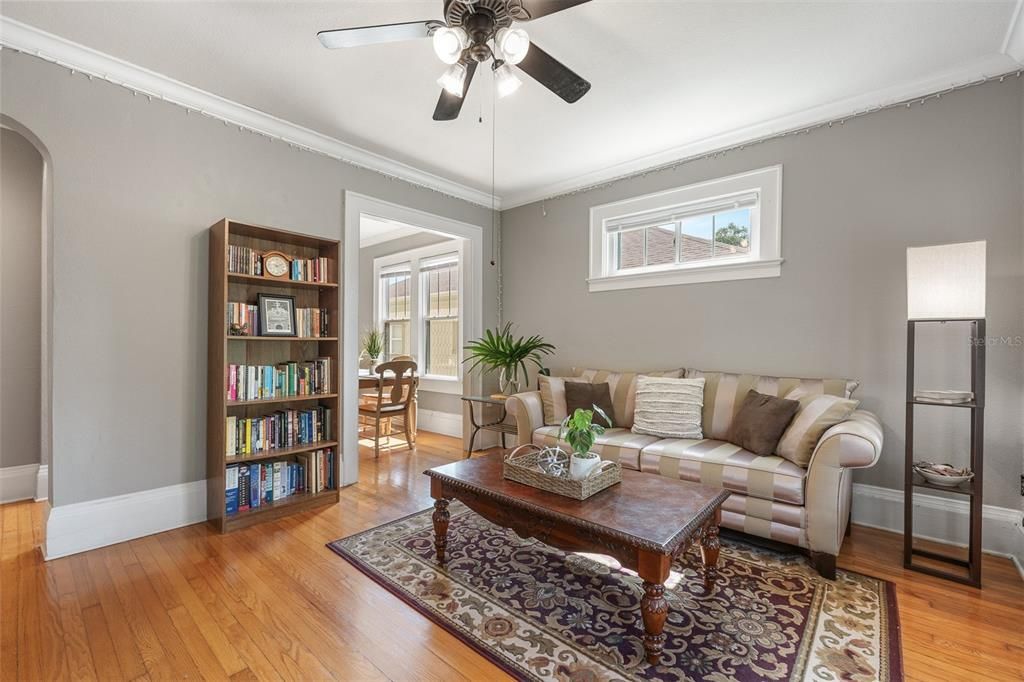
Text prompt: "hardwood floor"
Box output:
[[2, 431, 1021, 681]]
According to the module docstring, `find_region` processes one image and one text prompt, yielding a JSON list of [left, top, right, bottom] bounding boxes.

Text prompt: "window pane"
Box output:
[[380, 272, 411, 320], [425, 318, 458, 377], [645, 224, 676, 266], [384, 320, 410, 359], [616, 229, 644, 270], [681, 208, 751, 262]]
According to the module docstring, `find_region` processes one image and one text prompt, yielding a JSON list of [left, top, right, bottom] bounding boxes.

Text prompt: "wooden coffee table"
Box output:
[[425, 453, 730, 665]]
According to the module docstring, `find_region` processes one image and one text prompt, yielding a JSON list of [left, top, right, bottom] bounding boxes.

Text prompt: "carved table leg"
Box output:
[[700, 517, 721, 593], [432, 498, 450, 566], [641, 581, 668, 664]]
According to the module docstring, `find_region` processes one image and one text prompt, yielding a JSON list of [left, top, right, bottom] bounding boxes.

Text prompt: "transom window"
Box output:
[[589, 166, 782, 291], [374, 242, 463, 385]]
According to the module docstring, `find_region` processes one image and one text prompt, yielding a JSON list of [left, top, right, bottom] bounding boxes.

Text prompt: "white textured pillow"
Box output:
[[631, 376, 705, 439]]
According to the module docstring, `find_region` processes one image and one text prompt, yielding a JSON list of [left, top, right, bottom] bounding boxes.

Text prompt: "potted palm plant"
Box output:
[[362, 328, 383, 372], [463, 322, 555, 396], [559, 406, 613, 480]]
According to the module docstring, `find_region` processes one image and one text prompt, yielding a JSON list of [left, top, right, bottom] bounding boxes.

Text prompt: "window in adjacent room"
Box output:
[[374, 241, 464, 390], [589, 165, 782, 291]]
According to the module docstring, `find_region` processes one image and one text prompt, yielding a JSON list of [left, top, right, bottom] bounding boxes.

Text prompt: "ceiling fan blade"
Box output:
[[317, 20, 441, 48], [432, 61, 478, 121], [507, 0, 592, 21], [517, 43, 590, 103]]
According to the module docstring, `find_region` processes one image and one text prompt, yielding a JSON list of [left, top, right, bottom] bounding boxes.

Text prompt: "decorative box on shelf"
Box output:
[[503, 444, 620, 500]]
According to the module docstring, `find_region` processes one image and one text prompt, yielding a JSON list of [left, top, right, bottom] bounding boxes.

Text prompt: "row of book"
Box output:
[[226, 407, 332, 457], [225, 448, 335, 514], [226, 302, 330, 337], [227, 244, 331, 283], [226, 358, 331, 402]]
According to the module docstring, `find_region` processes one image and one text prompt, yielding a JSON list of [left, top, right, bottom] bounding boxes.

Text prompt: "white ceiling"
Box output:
[[2, 1, 1021, 207], [360, 214, 455, 247]]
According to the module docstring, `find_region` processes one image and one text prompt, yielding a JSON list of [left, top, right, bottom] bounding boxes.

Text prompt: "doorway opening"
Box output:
[[342, 193, 485, 486]]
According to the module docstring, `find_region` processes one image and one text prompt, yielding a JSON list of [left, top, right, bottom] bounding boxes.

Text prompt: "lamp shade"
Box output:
[[907, 240, 986, 319]]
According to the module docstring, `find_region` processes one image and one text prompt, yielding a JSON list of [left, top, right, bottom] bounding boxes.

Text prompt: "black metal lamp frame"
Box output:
[[904, 318, 985, 587]]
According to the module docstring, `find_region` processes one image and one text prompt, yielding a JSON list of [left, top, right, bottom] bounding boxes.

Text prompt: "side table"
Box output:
[[462, 395, 518, 458]]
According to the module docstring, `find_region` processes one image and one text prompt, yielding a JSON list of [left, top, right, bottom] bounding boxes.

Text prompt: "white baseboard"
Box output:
[[417, 408, 463, 439], [852, 483, 1024, 580], [0, 463, 41, 504], [44, 479, 207, 560], [35, 464, 48, 501]]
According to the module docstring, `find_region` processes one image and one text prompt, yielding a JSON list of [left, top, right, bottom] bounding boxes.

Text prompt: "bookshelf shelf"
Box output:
[[227, 272, 338, 289], [224, 489, 339, 532], [208, 219, 341, 533], [226, 440, 339, 465], [226, 393, 339, 407], [228, 336, 339, 342]]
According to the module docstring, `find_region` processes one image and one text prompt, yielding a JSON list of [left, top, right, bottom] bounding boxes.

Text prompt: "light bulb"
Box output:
[[432, 26, 468, 64], [495, 27, 530, 65], [493, 63, 521, 98], [437, 63, 468, 97]]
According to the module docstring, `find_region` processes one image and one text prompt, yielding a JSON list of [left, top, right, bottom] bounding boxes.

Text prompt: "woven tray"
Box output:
[[503, 444, 621, 500]]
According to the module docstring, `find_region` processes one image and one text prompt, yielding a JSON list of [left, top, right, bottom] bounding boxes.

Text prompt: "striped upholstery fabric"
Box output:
[[573, 368, 684, 429], [537, 375, 590, 425], [776, 388, 860, 467], [532, 425, 660, 471], [638, 438, 806, 505], [721, 494, 807, 547], [683, 369, 859, 441]]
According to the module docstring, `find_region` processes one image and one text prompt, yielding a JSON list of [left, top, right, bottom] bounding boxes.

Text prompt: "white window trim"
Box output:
[[588, 165, 783, 292], [373, 240, 465, 394]]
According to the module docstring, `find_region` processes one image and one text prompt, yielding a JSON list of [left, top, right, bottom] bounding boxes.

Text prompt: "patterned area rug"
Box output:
[[328, 502, 902, 682]]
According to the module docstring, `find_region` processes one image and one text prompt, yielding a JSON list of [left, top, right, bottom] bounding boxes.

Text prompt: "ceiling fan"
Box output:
[[317, 0, 593, 121]]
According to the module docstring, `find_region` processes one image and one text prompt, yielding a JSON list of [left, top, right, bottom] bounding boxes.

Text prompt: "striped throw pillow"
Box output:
[[775, 387, 860, 467], [538, 375, 590, 425], [573, 368, 684, 429], [631, 376, 705, 439], [684, 369, 859, 440]]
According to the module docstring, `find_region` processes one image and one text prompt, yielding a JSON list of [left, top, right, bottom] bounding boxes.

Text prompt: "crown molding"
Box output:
[[1003, 0, 1024, 64], [500, 53, 1020, 209], [0, 16, 500, 209]]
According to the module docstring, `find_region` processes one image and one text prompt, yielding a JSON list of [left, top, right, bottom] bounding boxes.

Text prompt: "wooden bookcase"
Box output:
[[207, 219, 340, 532]]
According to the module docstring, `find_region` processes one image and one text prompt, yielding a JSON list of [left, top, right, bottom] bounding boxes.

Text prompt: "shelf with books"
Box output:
[[225, 440, 339, 465], [208, 218, 341, 533]]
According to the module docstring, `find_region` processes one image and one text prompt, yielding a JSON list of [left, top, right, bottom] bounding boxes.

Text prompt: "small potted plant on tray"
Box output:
[[560, 406, 613, 480]]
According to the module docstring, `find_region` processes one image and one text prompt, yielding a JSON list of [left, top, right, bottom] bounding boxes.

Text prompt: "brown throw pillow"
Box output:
[[564, 382, 615, 427], [726, 390, 801, 457]]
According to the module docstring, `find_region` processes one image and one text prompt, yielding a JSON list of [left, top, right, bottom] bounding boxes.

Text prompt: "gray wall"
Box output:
[[1, 128, 43, 468], [501, 78, 1024, 509], [358, 231, 463, 415], [0, 51, 498, 506]]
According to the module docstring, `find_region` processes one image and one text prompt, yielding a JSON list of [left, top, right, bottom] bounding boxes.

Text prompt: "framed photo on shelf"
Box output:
[[257, 293, 297, 336]]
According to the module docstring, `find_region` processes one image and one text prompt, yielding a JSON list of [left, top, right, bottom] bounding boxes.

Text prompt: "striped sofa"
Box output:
[[506, 368, 883, 579]]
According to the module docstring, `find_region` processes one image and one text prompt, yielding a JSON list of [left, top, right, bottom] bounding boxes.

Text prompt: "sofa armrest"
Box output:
[[807, 410, 883, 470], [805, 410, 883, 556], [506, 391, 544, 447]]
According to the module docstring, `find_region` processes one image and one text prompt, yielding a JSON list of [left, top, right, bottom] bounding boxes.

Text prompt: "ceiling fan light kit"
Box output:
[[318, 0, 593, 121]]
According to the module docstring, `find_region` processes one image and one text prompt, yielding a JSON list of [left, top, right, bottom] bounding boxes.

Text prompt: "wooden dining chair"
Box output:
[[358, 360, 418, 458]]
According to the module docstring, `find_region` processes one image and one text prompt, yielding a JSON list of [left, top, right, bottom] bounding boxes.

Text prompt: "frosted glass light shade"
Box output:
[[907, 241, 986, 319]]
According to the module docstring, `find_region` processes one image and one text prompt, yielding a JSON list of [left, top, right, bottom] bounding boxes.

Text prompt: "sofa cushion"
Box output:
[[573, 368, 684, 429], [538, 375, 590, 425], [726, 390, 800, 456], [776, 388, 860, 467], [638, 438, 806, 505], [683, 369, 859, 441], [564, 381, 615, 427], [532, 426, 660, 471], [631, 376, 704, 439]]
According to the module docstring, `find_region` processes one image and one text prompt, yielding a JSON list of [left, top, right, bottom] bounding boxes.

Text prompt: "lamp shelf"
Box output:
[[907, 400, 978, 409], [911, 473, 976, 497]]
